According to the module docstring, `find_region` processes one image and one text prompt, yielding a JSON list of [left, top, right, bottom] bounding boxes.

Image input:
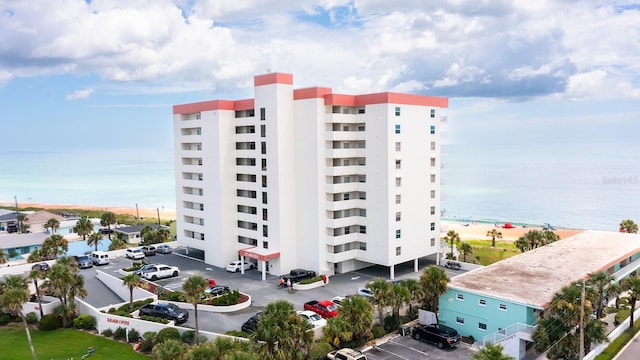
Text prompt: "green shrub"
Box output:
[[102, 328, 113, 337], [224, 330, 250, 338], [39, 314, 62, 330], [128, 328, 140, 343], [372, 324, 387, 338], [155, 327, 181, 344], [299, 276, 324, 285], [25, 312, 38, 324], [0, 314, 12, 325], [139, 331, 156, 353], [139, 315, 169, 324], [615, 309, 630, 325], [181, 330, 196, 345], [108, 307, 117, 313], [160, 291, 184, 302], [72, 314, 96, 330], [309, 340, 335, 360], [383, 315, 400, 332], [113, 326, 127, 340], [209, 290, 241, 306]]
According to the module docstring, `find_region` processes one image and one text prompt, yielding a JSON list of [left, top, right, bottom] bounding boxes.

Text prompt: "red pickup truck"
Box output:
[[304, 300, 338, 318]]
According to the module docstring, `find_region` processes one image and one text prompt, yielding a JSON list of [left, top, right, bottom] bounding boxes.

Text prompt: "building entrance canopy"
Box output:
[[239, 246, 280, 262]]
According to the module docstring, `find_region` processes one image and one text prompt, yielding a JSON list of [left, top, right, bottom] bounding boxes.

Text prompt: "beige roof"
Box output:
[[449, 230, 640, 309], [25, 210, 65, 225]]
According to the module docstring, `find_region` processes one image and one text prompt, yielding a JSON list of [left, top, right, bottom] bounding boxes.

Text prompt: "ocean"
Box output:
[[0, 142, 638, 231]]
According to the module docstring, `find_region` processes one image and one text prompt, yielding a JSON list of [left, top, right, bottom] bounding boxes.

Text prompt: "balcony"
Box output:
[[326, 165, 366, 177], [325, 199, 362, 212], [326, 182, 361, 194], [326, 148, 362, 158], [326, 249, 360, 263], [326, 131, 366, 141]]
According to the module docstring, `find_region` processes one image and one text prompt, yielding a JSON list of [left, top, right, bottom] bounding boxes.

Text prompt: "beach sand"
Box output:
[[0, 201, 176, 221], [442, 220, 585, 241]]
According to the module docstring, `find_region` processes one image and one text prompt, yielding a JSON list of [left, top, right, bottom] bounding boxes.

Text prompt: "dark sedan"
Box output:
[[205, 285, 230, 297], [31, 262, 50, 272]]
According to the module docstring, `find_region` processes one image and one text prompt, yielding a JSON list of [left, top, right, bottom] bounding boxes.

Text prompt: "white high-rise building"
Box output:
[[173, 73, 447, 280]]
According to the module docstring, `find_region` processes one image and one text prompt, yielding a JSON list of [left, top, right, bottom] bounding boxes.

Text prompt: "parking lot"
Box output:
[[365, 335, 475, 360]]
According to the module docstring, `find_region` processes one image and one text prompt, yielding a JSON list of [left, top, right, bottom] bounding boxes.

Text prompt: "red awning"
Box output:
[[239, 246, 281, 262]]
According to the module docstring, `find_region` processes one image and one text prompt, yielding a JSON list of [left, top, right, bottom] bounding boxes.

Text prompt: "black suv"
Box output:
[[241, 312, 262, 333], [411, 324, 460, 349]]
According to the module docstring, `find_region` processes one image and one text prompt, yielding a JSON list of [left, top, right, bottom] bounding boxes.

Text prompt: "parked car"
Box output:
[[279, 269, 316, 285], [156, 244, 173, 254], [357, 287, 375, 300], [138, 303, 189, 324], [91, 251, 110, 265], [304, 300, 338, 318], [327, 348, 367, 360], [297, 310, 327, 328], [241, 312, 263, 333], [205, 285, 230, 297], [331, 296, 347, 306], [31, 262, 50, 272], [411, 323, 460, 349], [73, 255, 93, 269], [226, 260, 254, 272], [134, 263, 157, 276], [141, 246, 156, 256], [207, 278, 217, 287], [140, 264, 180, 281], [126, 248, 145, 260]]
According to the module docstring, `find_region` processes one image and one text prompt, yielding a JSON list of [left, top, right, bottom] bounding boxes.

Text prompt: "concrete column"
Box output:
[[240, 255, 245, 275], [390, 265, 395, 280], [262, 261, 266, 281], [414, 258, 419, 272]]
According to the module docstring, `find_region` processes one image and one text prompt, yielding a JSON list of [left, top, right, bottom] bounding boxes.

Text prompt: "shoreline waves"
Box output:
[[0, 201, 176, 221]]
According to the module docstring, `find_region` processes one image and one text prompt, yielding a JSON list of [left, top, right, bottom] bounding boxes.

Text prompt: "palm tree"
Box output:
[[122, 273, 141, 310], [17, 214, 29, 234], [100, 211, 117, 240], [108, 237, 128, 250], [339, 294, 374, 342], [1, 274, 38, 359], [513, 237, 529, 253], [44, 218, 60, 234], [419, 265, 449, 312], [473, 342, 514, 360], [41, 234, 68, 260], [622, 275, 640, 328], [402, 278, 420, 317], [460, 242, 474, 262], [0, 248, 8, 264], [28, 269, 45, 317], [367, 278, 391, 324], [43, 260, 86, 327], [486, 229, 503, 247], [541, 230, 560, 245], [608, 282, 622, 309], [157, 228, 171, 242], [27, 248, 43, 263], [522, 230, 544, 250], [323, 316, 353, 348], [252, 299, 313, 360], [587, 271, 615, 319], [442, 230, 460, 259], [73, 216, 93, 241], [182, 275, 208, 344], [390, 283, 410, 317], [619, 219, 638, 233], [140, 225, 155, 245], [152, 338, 185, 360], [87, 232, 103, 252]]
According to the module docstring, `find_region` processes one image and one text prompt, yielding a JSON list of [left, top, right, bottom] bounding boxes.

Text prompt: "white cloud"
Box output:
[[66, 88, 94, 100]]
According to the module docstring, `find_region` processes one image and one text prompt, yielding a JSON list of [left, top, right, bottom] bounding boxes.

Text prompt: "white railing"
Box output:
[[483, 322, 536, 345]]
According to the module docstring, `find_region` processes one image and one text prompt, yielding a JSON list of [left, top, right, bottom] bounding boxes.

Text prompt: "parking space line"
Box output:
[[371, 346, 411, 360], [389, 338, 432, 358]]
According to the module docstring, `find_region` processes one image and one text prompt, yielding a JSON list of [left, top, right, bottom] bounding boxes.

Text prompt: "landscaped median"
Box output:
[[292, 275, 329, 290]]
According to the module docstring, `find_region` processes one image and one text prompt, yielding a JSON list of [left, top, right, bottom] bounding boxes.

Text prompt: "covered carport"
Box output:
[[238, 246, 280, 281]]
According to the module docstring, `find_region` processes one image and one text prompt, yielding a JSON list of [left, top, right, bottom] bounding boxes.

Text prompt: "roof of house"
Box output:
[[448, 230, 640, 309], [0, 212, 26, 222], [114, 224, 166, 234], [0, 232, 49, 248], [25, 210, 66, 224]]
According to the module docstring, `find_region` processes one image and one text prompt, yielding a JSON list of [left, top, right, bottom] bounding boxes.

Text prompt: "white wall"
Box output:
[[95, 270, 157, 303]]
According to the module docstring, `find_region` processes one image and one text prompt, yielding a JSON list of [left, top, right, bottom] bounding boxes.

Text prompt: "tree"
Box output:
[[442, 230, 460, 259], [541, 230, 560, 245], [323, 316, 353, 348], [390, 283, 411, 318], [473, 342, 514, 360], [0, 248, 7, 264], [152, 338, 185, 360], [402, 278, 420, 317], [157, 228, 172, 242], [338, 295, 374, 343], [100, 211, 117, 240], [587, 271, 614, 319], [367, 278, 391, 324], [182, 275, 208, 344], [44, 218, 60, 234], [28, 269, 45, 317], [419, 265, 449, 312], [513, 237, 529, 253], [0, 275, 38, 360], [87, 232, 103, 252], [522, 230, 544, 250], [460, 242, 474, 262], [43, 260, 86, 327], [122, 273, 141, 310], [486, 229, 503, 247], [109, 237, 128, 250], [73, 216, 93, 241], [252, 299, 312, 360], [17, 214, 29, 234], [620, 219, 638, 233], [41, 234, 68, 260], [622, 275, 640, 328], [27, 248, 44, 263]]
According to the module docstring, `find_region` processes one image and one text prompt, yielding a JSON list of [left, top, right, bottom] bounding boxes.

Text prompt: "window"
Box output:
[[396, 159, 401, 169], [395, 195, 401, 204], [343, 176, 351, 183], [343, 193, 350, 200], [261, 124, 266, 137], [262, 175, 267, 187], [262, 208, 268, 221], [261, 142, 266, 154], [395, 106, 401, 116], [396, 177, 401, 186], [430, 109, 436, 118], [359, 242, 367, 250], [262, 192, 267, 204], [395, 229, 401, 239], [479, 323, 487, 331], [430, 190, 436, 199], [430, 158, 436, 167], [196, 114, 201, 120], [430, 237, 436, 246], [344, 226, 350, 235], [396, 246, 401, 256], [395, 124, 401, 134], [396, 212, 401, 221], [431, 141, 436, 151], [343, 159, 350, 166], [456, 293, 464, 301], [431, 223, 436, 231], [343, 125, 349, 131], [263, 241, 268, 249], [431, 174, 436, 183], [456, 317, 464, 324], [395, 142, 401, 151], [499, 304, 507, 311], [263, 225, 268, 237], [260, 107, 266, 120], [262, 158, 267, 171], [430, 206, 436, 215], [430, 125, 436, 134], [359, 226, 366, 234], [479, 299, 487, 306]]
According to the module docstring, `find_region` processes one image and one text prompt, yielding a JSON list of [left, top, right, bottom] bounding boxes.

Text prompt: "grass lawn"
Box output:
[[462, 239, 521, 266], [0, 324, 149, 360]]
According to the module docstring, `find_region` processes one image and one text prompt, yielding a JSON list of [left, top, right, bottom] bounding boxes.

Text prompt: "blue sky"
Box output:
[[1, 0, 639, 152]]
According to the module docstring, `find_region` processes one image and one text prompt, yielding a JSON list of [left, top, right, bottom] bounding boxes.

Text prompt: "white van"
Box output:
[[91, 251, 110, 265], [126, 247, 145, 260]]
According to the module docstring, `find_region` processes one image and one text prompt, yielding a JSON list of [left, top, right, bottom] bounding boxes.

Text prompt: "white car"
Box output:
[[297, 310, 327, 328], [331, 296, 347, 306], [140, 264, 180, 281], [357, 287, 375, 300], [226, 260, 255, 272], [126, 248, 145, 260]]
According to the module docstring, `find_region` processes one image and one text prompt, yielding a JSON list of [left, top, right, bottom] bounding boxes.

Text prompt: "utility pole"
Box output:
[[579, 279, 585, 359], [135, 203, 140, 225], [156, 208, 161, 227]]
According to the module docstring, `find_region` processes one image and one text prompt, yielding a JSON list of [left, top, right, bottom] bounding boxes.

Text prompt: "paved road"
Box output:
[[614, 329, 640, 360], [365, 335, 475, 360]]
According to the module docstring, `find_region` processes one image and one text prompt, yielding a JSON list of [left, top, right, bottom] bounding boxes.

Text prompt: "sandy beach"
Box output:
[[442, 220, 585, 241], [0, 201, 176, 221]]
